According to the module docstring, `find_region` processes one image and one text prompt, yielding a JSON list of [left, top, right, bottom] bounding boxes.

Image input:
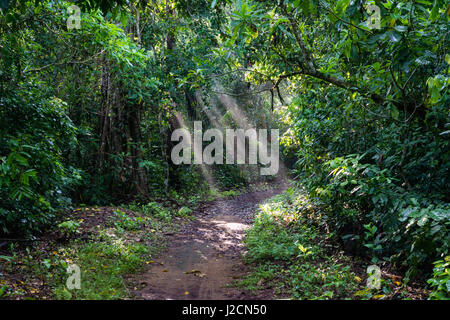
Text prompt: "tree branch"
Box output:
[[278, 3, 395, 107]]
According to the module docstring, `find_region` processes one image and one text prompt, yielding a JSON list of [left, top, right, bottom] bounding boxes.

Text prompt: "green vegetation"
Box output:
[[240, 188, 434, 300], [233, 0, 449, 292], [427, 256, 450, 300], [53, 241, 149, 300], [1, 0, 448, 300], [239, 189, 359, 299], [0, 205, 175, 299]]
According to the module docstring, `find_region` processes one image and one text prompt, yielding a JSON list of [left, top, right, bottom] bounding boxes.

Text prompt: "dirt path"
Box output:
[[133, 187, 284, 300]]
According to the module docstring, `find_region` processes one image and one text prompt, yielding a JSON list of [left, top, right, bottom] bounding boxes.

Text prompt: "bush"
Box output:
[[177, 206, 193, 217], [110, 210, 147, 231], [0, 87, 78, 237], [57, 220, 81, 237], [279, 84, 449, 278], [427, 256, 450, 300], [241, 191, 358, 299], [315, 154, 449, 275]]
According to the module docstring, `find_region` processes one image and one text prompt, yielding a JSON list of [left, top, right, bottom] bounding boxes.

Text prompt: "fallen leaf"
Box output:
[[354, 288, 370, 296], [195, 273, 206, 278], [184, 269, 202, 274]]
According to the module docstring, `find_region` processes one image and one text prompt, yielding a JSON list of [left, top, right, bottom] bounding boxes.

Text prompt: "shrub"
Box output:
[[427, 256, 450, 300], [0, 88, 78, 237]]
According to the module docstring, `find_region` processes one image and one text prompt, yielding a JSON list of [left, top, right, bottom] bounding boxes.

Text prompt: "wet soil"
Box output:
[[133, 187, 284, 300]]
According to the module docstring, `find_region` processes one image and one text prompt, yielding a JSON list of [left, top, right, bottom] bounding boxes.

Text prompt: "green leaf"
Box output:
[[389, 31, 401, 42], [394, 25, 408, 32], [335, 0, 350, 16], [430, 1, 440, 21], [0, 255, 13, 262], [391, 107, 399, 120]]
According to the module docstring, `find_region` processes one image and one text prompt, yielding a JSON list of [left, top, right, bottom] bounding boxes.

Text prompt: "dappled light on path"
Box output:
[[133, 188, 284, 300]]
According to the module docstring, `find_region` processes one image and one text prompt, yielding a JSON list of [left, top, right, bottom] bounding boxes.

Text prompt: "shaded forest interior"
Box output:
[[0, 0, 449, 300]]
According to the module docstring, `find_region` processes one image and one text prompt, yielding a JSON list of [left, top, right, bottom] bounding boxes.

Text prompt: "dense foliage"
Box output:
[[223, 0, 449, 278], [0, 0, 448, 294], [0, 0, 257, 236]]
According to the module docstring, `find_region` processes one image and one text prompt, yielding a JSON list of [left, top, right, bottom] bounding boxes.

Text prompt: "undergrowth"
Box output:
[[238, 188, 359, 299], [239, 187, 437, 300]]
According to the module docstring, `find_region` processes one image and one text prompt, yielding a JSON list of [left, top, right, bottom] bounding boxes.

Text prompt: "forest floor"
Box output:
[[0, 182, 428, 300], [130, 187, 285, 300], [0, 182, 286, 300]]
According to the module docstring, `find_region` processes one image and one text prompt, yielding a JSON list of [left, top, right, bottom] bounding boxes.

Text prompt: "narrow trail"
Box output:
[[133, 187, 284, 300]]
